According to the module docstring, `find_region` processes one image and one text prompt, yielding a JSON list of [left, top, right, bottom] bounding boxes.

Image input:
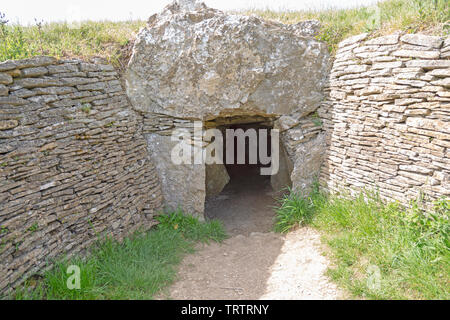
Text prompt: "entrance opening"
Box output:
[[204, 118, 279, 235]]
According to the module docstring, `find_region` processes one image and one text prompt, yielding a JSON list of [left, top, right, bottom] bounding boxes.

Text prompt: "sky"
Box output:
[[1, 0, 381, 25]]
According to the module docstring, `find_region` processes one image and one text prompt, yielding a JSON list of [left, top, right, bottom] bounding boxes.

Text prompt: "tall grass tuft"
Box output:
[[244, 0, 449, 53], [273, 183, 324, 233]]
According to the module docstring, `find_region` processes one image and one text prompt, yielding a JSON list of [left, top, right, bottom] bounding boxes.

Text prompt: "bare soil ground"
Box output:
[[157, 165, 343, 300]]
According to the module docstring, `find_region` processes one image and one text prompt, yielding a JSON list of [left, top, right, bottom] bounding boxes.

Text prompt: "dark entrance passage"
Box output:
[[204, 121, 278, 236]]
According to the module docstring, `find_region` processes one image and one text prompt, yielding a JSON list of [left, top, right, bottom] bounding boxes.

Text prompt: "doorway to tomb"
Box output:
[[204, 116, 283, 235]]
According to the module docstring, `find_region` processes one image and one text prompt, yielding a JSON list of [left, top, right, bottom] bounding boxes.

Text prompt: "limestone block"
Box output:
[[126, 0, 329, 120]]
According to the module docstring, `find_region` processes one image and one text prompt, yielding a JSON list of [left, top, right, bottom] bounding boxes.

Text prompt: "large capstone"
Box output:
[[125, 0, 330, 216], [126, 0, 329, 120]]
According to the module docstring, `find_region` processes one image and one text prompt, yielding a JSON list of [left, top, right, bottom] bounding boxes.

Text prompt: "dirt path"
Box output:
[[158, 165, 343, 300]]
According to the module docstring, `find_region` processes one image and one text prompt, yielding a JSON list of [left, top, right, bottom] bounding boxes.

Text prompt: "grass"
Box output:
[[12, 211, 227, 300], [245, 0, 449, 52], [0, 12, 145, 69], [274, 185, 449, 300], [0, 0, 448, 65]]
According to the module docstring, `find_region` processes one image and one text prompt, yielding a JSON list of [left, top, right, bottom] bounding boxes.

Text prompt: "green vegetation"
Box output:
[[80, 104, 91, 114], [274, 186, 318, 233], [274, 186, 449, 299], [27, 223, 39, 233], [1, 0, 448, 64], [13, 211, 227, 300], [245, 0, 449, 52], [0, 11, 144, 68], [156, 210, 228, 243]]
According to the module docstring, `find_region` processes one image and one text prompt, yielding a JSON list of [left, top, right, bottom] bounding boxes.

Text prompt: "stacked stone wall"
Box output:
[[0, 56, 163, 292]]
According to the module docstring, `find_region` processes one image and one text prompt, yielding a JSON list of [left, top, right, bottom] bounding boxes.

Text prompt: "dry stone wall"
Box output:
[[0, 56, 163, 292], [320, 33, 449, 203]]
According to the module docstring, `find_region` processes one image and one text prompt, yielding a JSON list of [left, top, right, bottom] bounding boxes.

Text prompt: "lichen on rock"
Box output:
[[126, 0, 330, 216]]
